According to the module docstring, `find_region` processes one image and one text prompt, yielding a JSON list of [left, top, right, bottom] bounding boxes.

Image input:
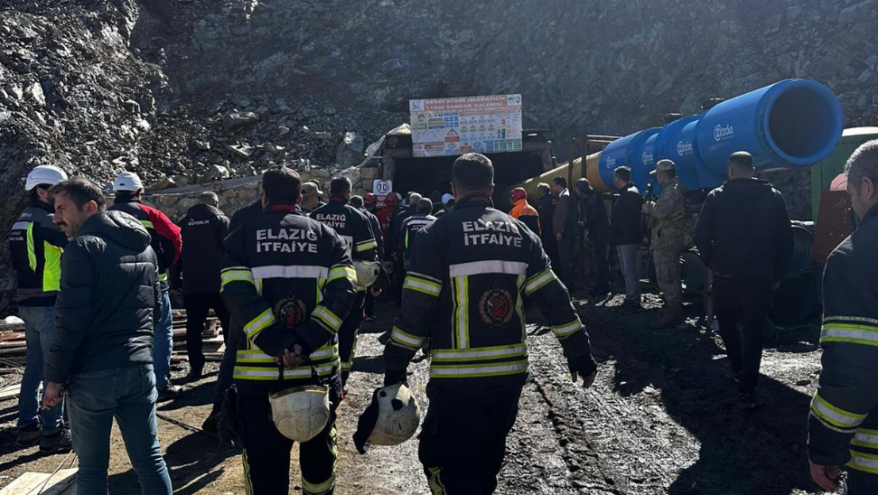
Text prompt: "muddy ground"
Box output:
[[0, 291, 829, 494]]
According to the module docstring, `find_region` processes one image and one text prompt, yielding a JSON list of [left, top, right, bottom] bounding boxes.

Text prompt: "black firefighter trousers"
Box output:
[[237, 378, 341, 495], [713, 276, 773, 394], [184, 292, 231, 373], [339, 292, 366, 386], [419, 382, 523, 495]]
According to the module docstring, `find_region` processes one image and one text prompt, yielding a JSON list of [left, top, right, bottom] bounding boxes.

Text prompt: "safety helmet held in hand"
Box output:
[[353, 384, 420, 454], [25, 165, 68, 191], [269, 385, 330, 442], [353, 260, 380, 289], [113, 172, 144, 192]]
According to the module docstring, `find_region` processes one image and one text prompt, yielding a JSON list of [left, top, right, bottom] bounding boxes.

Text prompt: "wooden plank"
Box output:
[[37, 469, 77, 495], [0, 384, 22, 401], [0, 469, 77, 495], [0, 473, 50, 495]]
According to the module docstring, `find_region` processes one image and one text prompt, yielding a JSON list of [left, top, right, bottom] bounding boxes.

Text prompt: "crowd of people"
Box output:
[[7, 139, 878, 494]]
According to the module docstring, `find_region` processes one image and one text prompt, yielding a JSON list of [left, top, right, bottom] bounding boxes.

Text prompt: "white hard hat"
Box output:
[[353, 383, 420, 454], [25, 165, 68, 191], [269, 385, 330, 442], [113, 172, 144, 192], [441, 193, 453, 205], [353, 260, 380, 289]]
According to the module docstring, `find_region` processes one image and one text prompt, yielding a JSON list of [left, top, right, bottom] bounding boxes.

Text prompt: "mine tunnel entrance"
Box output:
[[389, 134, 553, 211]]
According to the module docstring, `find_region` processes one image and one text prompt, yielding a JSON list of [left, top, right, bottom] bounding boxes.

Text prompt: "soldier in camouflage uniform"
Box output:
[[643, 160, 686, 328]]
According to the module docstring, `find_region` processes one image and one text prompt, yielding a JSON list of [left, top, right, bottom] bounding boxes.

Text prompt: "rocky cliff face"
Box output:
[[2, 0, 877, 311]]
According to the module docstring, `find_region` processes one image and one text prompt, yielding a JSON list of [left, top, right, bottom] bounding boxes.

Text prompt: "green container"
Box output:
[[811, 127, 878, 220]]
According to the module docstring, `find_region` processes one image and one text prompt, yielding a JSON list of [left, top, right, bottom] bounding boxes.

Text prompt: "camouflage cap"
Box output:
[[301, 181, 323, 197], [650, 159, 676, 176]]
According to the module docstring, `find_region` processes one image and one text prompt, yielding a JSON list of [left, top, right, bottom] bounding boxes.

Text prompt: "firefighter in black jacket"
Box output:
[[221, 168, 357, 495], [383, 153, 598, 495], [170, 191, 232, 380], [312, 177, 379, 386], [808, 141, 878, 495], [351, 194, 384, 321], [398, 198, 437, 270], [389, 192, 422, 307]]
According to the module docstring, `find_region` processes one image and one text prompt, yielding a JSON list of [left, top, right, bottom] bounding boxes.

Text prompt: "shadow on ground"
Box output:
[[577, 293, 818, 495], [108, 426, 238, 495]]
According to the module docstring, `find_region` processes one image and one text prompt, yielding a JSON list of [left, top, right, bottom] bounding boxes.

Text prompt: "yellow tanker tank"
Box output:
[[520, 151, 608, 205]]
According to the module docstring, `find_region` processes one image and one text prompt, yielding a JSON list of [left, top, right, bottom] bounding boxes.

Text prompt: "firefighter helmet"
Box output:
[[268, 385, 330, 442], [352, 383, 420, 454], [353, 260, 380, 289]]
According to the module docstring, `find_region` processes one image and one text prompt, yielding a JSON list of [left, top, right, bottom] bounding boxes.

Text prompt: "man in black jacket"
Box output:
[[171, 191, 231, 381], [312, 178, 379, 386], [203, 197, 264, 433], [694, 151, 793, 408], [536, 183, 560, 271], [43, 178, 173, 495], [610, 167, 643, 312], [109, 172, 183, 398], [576, 179, 610, 297], [383, 153, 597, 494], [552, 177, 579, 290]]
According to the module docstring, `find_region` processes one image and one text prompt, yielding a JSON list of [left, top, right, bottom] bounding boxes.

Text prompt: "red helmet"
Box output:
[[510, 187, 527, 202], [384, 194, 398, 206], [364, 193, 377, 205]]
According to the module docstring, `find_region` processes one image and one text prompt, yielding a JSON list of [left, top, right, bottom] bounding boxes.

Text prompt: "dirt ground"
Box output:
[[0, 290, 829, 495]]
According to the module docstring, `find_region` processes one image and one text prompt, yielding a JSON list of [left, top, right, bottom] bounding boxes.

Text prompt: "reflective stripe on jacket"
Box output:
[[384, 193, 596, 390], [808, 203, 878, 479], [222, 203, 357, 382], [9, 201, 68, 306]]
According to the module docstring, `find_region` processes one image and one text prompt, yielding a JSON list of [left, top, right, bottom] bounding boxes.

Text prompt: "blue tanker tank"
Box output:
[[602, 79, 845, 193]]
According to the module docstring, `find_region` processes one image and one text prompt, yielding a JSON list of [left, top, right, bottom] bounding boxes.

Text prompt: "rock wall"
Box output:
[[145, 166, 381, 222], [135, 0, 878, 219], [3, 0, 877, 312]]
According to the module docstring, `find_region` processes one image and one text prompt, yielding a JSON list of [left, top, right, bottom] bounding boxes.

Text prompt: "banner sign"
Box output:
[[409, 95, 523, 158]]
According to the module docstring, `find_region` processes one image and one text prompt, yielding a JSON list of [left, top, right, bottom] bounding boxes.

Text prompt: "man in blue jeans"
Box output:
[[44, 178, 172, 495], [610, 166, 644, 313], [109, 172, 183, 399], [9, 165, 71, 452]]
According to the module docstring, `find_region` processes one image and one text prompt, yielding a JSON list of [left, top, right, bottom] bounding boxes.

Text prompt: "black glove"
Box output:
[[384, 368, 408, 387], [567, 354, 597, 378]]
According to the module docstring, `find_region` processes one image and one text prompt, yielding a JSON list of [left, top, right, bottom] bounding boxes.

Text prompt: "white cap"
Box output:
[[113, 172, 143, 192], [441, 193, 453, 205], [25, 165, 68, 191]]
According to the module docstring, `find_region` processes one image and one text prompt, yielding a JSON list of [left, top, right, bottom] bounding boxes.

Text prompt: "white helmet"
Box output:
[[353, 383, 420, 454], [113, 172, 144, 192], [269, 385, 330, 442], [353, 260, 380, 289], [25, 165, 68, 191]]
